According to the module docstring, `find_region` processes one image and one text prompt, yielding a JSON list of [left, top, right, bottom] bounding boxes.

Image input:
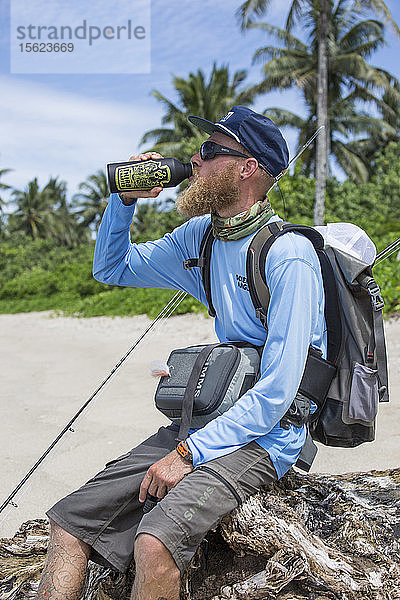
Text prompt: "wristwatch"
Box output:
[[176, 440, 193, 465]]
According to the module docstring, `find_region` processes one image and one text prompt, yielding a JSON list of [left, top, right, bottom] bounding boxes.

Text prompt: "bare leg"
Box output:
[[36, 519, 90, 600], [131, 533, 180, 600]]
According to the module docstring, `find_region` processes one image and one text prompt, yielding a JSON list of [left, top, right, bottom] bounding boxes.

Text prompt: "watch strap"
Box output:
[[176, 440, 193, 464]]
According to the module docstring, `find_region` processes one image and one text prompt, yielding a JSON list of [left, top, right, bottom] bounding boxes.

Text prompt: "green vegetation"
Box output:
[[269, 142, 400, 313], [0, 141, 398, 317], [0, 236, 207, 318]]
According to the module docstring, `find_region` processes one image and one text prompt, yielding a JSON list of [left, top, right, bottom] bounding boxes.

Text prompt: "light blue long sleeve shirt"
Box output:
[[93, 194, 326, 479]]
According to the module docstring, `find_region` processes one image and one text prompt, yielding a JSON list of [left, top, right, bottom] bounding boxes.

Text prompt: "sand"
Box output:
[[0, 311, 399, 538]]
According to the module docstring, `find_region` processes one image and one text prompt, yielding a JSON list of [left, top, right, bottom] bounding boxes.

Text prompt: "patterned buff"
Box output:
[[211, 198, 275, 241]]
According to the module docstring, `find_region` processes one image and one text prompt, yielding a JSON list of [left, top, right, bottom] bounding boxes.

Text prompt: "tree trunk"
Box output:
[[1, 467, 399, 600], [314, 0, 329, 226]]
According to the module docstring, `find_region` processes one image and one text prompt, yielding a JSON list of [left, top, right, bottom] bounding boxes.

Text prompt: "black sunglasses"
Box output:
[[199, 140, 250, 161], [199, 140, 272, 176]]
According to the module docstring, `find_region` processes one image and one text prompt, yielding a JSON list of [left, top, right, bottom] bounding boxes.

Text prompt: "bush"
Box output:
[[67, 287, 206, 318], [0, 237, 207, 317]]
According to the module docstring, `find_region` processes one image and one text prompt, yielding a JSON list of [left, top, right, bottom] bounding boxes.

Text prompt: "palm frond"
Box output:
[[285, 0, 307, 32], [355, 0, 400, 36], [332, 139, 370, 182], [246, 20, 307, 50], [236, 0, 273, 30], [339, 18, 384, 52], [263, 107, 306, 129]]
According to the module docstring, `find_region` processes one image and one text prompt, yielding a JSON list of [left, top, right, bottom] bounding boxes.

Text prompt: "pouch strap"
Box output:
[[370, 292, 389, 402], [374, 311, 389, 402], [295, 429, 318, 472], [362, 276, 389, 402], [182, 224, 216, 317], [177, 343, 220, 441], [280, 347, 337, 429]]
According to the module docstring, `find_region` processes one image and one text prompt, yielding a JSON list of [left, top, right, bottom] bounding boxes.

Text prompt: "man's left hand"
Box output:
[[139, 450, 193, 503]]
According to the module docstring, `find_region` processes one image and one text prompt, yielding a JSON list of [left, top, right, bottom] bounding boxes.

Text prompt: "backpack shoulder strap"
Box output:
[[247, 221, 325, 328], [183, 223, 216, 317], [246, 222, 341, 364], [246, 222, 277, 329]]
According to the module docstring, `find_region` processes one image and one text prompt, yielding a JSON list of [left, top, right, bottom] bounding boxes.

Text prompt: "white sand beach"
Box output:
[[1, 311, 399, 538]]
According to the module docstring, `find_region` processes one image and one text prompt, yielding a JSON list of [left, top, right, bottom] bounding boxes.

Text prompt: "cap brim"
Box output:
[[188, 115, 239, 143]]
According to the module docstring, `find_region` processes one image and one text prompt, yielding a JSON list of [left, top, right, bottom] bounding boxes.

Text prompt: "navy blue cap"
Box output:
[[188, 105, 289, 178]]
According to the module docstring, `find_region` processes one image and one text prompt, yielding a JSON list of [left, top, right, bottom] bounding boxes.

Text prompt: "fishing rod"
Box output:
[[272, 126, 325, 218], [275, 126, 325, 182], [0, 289, 187, 517], [375, 237, 400, 266]]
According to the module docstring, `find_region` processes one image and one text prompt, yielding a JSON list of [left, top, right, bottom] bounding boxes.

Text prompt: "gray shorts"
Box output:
[[47, 424, 277, 574]]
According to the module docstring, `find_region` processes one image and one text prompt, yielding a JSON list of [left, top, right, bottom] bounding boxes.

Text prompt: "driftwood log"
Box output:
[[1, 467, 399, 600]]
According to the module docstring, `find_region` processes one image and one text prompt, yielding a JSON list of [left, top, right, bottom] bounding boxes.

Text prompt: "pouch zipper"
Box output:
[[197, 465, 242, 505]]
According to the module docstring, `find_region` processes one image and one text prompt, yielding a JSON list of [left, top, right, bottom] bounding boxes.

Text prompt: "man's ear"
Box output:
[[240, 158, 259, 180]]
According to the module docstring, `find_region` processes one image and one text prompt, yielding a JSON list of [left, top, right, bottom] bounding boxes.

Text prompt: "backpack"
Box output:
[[183, 220, 389, 470]]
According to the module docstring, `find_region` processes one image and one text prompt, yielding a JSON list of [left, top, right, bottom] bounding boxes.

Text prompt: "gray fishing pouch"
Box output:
[[154, 342, 261, 440]]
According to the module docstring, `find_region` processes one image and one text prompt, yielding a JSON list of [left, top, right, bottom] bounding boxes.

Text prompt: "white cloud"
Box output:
[[1, 76, 162, 200]]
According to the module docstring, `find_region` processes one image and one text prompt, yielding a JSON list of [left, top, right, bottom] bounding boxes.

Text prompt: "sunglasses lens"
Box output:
[[200, 141, 216, 161]]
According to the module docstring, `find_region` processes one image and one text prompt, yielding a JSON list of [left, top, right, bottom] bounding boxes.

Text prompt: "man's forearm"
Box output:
[[93, 193, 136, 284]]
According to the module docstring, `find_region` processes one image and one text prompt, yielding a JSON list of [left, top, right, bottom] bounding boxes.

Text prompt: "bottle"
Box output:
[[107, 158, 192, 194]]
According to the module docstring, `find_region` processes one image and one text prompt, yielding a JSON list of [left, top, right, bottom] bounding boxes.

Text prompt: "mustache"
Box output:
[[190, 165, 200, 181], [175, 162, 240, 219]]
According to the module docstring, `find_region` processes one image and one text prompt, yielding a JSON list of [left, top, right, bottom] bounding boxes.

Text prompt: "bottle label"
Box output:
[[115, 160, 171, 191]]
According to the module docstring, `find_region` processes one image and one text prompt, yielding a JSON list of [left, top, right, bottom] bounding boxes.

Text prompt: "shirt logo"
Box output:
[[236, 274, 248, 291]]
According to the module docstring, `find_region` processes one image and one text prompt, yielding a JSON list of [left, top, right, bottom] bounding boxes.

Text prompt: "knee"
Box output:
[[134, 533, 179, 578], [49, 519, 90, 556], [49, 518, 68, 539]]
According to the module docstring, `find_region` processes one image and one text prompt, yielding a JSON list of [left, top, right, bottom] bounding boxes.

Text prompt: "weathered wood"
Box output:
[[1, 468, 399, 600]]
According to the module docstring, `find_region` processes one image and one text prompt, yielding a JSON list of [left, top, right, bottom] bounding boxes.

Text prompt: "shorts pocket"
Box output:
[[348, 363, 378, 423], [197, 466, 242, 505]]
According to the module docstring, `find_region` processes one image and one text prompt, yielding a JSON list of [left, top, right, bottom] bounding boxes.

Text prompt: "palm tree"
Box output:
[[0, 168, 12, 211], [8, 176, 79, 244], [350, 80, 400, 167], [42, 177, 83, 247], [9, 178, 55, 239], [238, 0, 400, 224], [264, 94, 396, 183], [72, 170, 109, 230], [141, 63, 258, 161]]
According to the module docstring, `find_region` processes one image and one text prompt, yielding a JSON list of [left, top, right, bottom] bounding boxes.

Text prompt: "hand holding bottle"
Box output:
[[117, 152, 164, 205]]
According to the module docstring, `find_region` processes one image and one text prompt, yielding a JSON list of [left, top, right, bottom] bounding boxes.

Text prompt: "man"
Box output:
[[36, 106, 326, 600]]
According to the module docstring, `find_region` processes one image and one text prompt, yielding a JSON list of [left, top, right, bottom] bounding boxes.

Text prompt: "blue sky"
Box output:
[[1, 0, 400, 202]]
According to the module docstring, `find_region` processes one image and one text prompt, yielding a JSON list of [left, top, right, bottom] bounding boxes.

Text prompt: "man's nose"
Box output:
[[191, 150, 201, 166]]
